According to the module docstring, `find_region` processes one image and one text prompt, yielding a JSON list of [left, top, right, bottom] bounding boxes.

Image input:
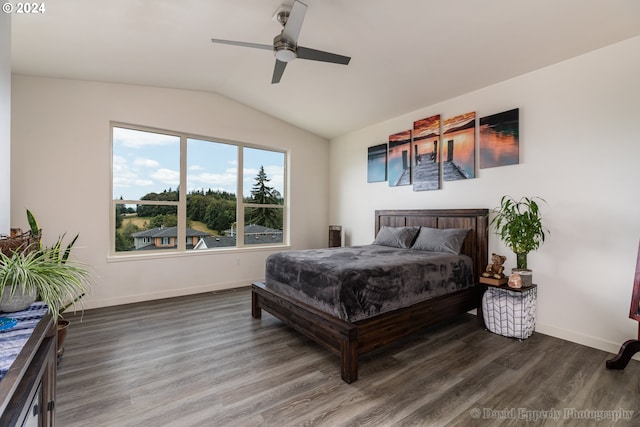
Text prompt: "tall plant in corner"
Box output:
[[490, 196, 548, 270], [24, 209, 89, 319]]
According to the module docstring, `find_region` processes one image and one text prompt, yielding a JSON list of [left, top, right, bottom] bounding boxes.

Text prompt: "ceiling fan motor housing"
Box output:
[[273, 34, 297, 62]]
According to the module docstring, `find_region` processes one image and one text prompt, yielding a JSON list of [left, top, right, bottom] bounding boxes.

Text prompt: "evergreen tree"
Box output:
[[250, 166, 277, 204], [246, 166, 282, 229]]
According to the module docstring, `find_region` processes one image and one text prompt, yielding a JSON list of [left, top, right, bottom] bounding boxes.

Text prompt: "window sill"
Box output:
[[107, 244, 291, 263]]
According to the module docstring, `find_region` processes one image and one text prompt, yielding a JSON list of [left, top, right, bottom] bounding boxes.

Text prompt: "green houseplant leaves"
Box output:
[[490, 196, 548, 269], [0, 210, 90, 320]]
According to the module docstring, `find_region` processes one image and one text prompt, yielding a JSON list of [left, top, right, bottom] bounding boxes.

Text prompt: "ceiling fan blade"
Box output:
[[272, 60, 287, 84], [297, 46, 351, 65], [211, 39, 273, 51], [282, 1, 307, 43]]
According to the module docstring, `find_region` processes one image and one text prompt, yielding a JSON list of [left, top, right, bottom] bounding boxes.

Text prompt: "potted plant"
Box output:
[[490, 196, 548, 283], [0, 210, 90, 357], [0, 247, 89, 318]]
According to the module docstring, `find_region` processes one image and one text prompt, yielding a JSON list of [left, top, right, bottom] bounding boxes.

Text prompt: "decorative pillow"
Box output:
[[411, 227, 470, 254], [373, 226, 420, 248]]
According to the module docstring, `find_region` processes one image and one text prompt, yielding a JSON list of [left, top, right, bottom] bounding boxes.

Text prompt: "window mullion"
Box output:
[[236, 145, 244, 248], [177, 136, 187, 251]]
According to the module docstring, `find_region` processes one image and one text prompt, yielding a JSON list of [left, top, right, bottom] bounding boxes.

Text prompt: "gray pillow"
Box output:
[[411, 227, 470, 254], [373, 226, 420, 248]]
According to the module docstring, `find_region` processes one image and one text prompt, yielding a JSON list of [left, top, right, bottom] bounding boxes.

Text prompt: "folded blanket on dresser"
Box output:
[[265, 245, 474, 322]]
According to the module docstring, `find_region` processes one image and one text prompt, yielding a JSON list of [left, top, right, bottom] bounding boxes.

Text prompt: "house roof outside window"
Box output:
[[131, 226, 209, 239]]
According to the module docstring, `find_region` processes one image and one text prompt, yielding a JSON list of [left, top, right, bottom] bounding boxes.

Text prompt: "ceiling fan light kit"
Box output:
[[211, 0, 351, 84], [273, 35, 297, 62]]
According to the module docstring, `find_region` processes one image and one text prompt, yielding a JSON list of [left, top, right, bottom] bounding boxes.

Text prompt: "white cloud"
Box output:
[[134, 158, 160, 168], [135, 179, 154, 187], [150, 168, 180, 186], [190, 171, 236, 187]]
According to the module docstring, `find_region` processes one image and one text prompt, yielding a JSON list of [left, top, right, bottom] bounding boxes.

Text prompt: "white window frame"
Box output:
[[110, 122, 288, 257]]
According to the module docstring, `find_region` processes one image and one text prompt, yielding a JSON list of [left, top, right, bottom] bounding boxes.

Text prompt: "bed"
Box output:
[[251, 208, 489, 383]]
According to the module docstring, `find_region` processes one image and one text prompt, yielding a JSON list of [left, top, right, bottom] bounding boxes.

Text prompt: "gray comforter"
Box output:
[[265, 245, 474, 322]]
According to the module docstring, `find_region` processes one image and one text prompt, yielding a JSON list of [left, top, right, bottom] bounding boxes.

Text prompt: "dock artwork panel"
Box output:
[[442, 112, 476, 181], [367, 143, 387, 183], [479, 108, 520, 169], [412, 114, 441, 191], [388, 130, 412, 187]]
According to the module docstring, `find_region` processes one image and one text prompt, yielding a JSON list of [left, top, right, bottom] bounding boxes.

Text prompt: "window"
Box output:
[[111, 123, 287, 255], [243, 147, 285, 246]]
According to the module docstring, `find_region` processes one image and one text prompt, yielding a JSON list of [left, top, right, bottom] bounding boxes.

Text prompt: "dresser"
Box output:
[[0, 303, 56, 426]]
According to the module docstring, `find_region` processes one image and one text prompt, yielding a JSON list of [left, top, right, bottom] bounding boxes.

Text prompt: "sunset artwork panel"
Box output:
[[479, 108, 520, 169], [412, 114, 441, 192], [367, 143, 387, 183], [388, 130, 412, 187], [442, 112, 476, 181]]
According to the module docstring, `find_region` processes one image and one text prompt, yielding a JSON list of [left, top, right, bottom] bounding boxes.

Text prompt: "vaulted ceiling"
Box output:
[[10, 0, 640, 139]]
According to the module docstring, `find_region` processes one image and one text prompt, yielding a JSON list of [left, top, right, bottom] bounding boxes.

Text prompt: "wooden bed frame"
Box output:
[[251, 208, 489, 383]]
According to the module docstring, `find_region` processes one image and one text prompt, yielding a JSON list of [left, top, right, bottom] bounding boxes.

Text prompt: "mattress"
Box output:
[[265, 244, 474, 322]]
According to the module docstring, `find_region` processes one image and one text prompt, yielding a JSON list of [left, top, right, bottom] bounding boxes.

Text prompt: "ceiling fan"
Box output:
[[211, 1, 351, 84]]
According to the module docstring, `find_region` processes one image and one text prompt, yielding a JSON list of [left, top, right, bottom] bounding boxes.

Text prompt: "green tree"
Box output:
[[115, 207, 123, 229], [246, 166, 282, 229], [116, 221, 140, 251], [187, 194, 208, 222], [137, 190, 178, 217], [204, 199, 235, 233], [249, 166, 277, 204], [150, 214, 178, 228]]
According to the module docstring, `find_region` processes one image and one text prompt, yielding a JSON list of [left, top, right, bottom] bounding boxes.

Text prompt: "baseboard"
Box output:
[[471, 311, 640, 361], [533, 322, 639, 359], [82, 279, 259, 310]]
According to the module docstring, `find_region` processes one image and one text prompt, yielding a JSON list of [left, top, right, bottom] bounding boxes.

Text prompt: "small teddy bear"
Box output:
[[482, 253, 507, 279]]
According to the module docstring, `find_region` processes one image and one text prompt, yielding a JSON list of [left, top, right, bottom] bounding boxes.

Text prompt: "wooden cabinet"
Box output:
[[0, 311, 56, 426], [328, 225, 341, 247]]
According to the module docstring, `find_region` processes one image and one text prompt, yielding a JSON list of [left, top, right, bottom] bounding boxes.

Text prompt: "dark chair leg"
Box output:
[[251, 289, 262, 319], [606, 339, 640, 369]]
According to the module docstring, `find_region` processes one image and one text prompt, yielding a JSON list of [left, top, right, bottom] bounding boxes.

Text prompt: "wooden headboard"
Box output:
[[375, 209, 489, 282]]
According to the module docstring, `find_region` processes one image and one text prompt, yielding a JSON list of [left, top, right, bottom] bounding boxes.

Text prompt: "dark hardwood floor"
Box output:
[[56, 287, 640, 426]]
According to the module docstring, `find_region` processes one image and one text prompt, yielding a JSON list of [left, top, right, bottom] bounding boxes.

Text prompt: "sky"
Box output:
[[112, 127, 285, 202]]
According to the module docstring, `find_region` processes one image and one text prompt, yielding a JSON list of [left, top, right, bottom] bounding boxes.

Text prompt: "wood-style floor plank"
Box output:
[[56, 287, 640, 426]]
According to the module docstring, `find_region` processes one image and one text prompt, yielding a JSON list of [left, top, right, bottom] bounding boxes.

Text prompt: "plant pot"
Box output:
[[57, 319, 70, 359], [0, 287, 37, 312], [512, 268, 532, 287]]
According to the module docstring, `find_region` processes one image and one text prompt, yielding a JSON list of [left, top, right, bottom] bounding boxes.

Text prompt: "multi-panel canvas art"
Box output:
[[479, 108, 520, 169], [442, 112, 476, 181], [368, 107, 521, 187], [367, 143, 387, 183], [412, 115, 441, 191], [388, 130, 412, 187]]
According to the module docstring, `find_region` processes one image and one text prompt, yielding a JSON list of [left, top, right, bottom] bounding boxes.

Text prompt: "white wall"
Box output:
[[0, 14, 10, 234], [11, 76, 330, 308], [329, 36, 640, 355]]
